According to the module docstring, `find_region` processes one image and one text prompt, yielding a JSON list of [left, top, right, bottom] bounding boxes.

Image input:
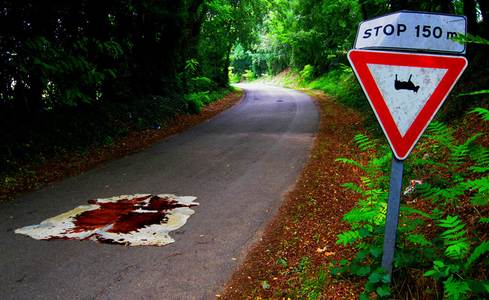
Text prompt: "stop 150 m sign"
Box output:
[[354, 11, 467, 54]]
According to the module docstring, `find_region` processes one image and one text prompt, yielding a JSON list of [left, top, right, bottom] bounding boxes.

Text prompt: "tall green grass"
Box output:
[[307, 65, 369, 113], [306, 65, 380, 134], [185, 86, 237, 114]]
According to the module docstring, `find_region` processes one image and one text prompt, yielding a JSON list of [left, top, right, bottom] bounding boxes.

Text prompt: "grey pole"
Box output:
[[381, 156, 404, 276]]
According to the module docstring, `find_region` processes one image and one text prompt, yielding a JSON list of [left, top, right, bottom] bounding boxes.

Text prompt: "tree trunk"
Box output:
[[26, 1, 55, 113], [389, 0, 407, 11], [438, 0, 453, 13], [478, 0, 489, 38], [358, 0, 370, 20], [464, 0, 478, 35]]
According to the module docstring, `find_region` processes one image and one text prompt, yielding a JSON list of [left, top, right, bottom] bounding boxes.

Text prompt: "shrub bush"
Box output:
[[184, 92, 209, 114], [300, 64, 315, 83], [242, 69, 256, 81], [228, 67, 241, 83], [308, 65, 368, 113], [189, 76, 215, 92]]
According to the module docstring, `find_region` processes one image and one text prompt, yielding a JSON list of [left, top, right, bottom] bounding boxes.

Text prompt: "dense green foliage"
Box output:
[[231, 0, 489, 77], [230, 0, 489, 118], [2, 1, 489, 297], [234, 2, 488, 298], [334, 109, 489, 299], [3, 0, 487, 170], [0, 0, 265, 173]]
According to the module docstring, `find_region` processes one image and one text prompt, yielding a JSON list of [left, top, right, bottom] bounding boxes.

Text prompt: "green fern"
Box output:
[[334, 108, 488, 299], [406, 233, 432, 246], [444, 276, 471, 299], [448, 134, 481, 167], [425, 121, 455, 147], [465, 241, 489, 269], [353, 133, 377, 151], [439, 216, 470, 259], [337, 230, 362, 246], [340, 182, 363, 194], [469, 147, 489, 173], [470, 107, 489, 121], [335, 157, 365, 170], [458, 89, 489, 97], [465, 177, 489, 206]]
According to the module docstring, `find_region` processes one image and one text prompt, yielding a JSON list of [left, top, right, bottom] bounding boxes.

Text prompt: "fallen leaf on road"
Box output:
[[316, 246, 328, 253]]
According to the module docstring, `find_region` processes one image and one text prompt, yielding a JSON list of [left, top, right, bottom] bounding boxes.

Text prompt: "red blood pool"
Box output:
[[108, 211, 165, 234], [145, 196, 187, 211], [71, 197, 147, 232], [67, 195, 194, 236], [71, 208, 124, 232]]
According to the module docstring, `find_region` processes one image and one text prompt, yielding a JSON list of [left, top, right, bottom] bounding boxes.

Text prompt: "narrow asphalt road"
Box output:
[[0, 83, 319, 299]]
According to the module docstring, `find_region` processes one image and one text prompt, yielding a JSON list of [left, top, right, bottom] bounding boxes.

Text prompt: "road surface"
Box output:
[[0, 83, 319, 299]]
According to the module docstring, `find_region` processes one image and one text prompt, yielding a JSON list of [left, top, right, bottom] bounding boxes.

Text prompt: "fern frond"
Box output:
[[401, 206, 433, 219], [416, 183, 443, 201], [444, 276, 471, 300], [465, 240, 489, 269], [426, 121, 455, 147], [439, 215, 464, 228], [335, 157, 365, 170], [470, 190, 489, 206], [360, 176, 372, 186], [466, 280, 489, 296], [341, 182, 363, 194], [410, 157, 448, 169], [369, 151, 392, 168], [448, 134, 481, 167], [463, 177, 489, 190], [353, 134, 377, 151], [436, 185, 466, 203], [464, 177, 489, 206], [344, 206, 379, 224], [469, 147, 489, 173], [337, 230, 362, 246], [458, 89, 489, 97], [470, 107, 489, 121], [438, 216, 470, 259], [406, 233, 432, 246]]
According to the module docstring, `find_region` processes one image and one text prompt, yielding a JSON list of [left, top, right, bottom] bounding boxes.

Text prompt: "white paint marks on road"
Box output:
[[15, 194, 198, 246]]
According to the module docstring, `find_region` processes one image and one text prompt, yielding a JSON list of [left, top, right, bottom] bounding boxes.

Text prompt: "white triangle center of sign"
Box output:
[[367, 64, 447, 136]]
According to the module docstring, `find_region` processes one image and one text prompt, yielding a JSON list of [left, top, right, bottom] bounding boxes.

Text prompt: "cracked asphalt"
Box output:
[[0, 83, 319, 299]]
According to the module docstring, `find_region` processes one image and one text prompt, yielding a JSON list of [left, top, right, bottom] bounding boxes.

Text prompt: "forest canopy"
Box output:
[[0, 0, 265, 170], [230, 0, 488, 80], [0, 0, 266, 112], [1, 0, 488, 171], [1, 0, 487, 113]]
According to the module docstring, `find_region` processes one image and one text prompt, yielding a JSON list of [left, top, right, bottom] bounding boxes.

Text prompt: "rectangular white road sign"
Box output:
[[354, 11, 467, 54]]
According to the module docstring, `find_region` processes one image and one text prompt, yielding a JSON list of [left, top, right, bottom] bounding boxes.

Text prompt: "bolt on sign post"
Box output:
[[348, 11, 468, 276]]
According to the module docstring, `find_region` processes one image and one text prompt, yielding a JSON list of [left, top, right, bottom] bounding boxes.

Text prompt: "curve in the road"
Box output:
[[0, 83, 319, 299]]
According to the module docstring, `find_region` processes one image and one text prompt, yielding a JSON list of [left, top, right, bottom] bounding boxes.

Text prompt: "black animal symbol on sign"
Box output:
[[394, 74, 420, 93]]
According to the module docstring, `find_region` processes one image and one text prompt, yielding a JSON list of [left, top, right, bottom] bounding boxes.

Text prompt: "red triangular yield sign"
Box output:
[[348, 49, 467, 160]]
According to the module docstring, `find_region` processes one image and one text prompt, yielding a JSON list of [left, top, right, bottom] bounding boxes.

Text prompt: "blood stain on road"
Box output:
[[15, 194, 198, 246]]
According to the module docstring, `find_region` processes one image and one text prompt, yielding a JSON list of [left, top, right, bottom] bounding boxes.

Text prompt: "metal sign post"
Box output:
[[381, 157, 404, 275], [348, 10, 468, 277]]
